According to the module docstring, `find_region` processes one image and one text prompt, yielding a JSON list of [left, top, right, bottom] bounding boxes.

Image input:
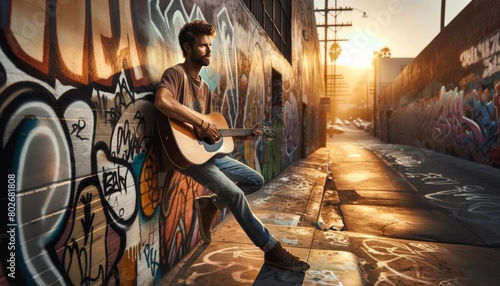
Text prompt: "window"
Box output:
[[243, 0, 292, 62]]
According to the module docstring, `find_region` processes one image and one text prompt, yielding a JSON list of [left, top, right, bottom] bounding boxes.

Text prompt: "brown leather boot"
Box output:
[[264, 242, 310, 272], [194, 195, 218, 243]]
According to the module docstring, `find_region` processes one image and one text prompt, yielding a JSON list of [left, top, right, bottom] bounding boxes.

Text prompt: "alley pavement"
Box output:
[[159, 126, 500, 286]]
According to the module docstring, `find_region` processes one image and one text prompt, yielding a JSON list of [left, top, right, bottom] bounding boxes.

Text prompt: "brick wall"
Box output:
[[0, 0, 323, 284], [378, 0, 500, 168]]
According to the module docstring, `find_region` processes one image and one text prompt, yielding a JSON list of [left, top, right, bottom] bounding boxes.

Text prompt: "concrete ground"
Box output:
[[159, 126, 500, 286]]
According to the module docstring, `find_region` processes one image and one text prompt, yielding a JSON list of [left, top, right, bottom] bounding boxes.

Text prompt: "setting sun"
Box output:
[[336, 50, 373, 68]]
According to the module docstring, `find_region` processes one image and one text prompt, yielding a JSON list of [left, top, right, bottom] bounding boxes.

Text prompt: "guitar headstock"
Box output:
[[261, 127, 275, 138]]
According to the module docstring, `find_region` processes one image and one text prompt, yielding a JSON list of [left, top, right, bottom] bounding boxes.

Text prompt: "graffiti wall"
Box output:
[[0, 0, 323, 285], [378, 0, 500, 168]]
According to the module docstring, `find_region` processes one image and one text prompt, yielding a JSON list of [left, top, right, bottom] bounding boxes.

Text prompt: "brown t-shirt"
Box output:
[[157, 63, 212, 114]]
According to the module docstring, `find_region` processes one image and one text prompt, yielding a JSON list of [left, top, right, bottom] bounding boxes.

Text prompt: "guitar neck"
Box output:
[[219, 128, 258, 137], [219, 127, 274, 138]]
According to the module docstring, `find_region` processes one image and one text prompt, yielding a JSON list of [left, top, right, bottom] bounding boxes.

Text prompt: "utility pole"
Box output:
[[315, 0, 352, 119], [441, 0, 446, 31]]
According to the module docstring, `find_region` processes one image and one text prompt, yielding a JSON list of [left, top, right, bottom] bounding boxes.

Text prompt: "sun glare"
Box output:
[[336, 52, 373, 68]]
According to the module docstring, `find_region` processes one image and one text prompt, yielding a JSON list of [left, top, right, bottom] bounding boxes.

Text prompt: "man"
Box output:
[[154, 20, 310, 272]]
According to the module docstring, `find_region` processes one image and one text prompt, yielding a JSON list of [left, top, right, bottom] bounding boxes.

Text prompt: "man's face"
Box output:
[[189, 35, 212, 66]]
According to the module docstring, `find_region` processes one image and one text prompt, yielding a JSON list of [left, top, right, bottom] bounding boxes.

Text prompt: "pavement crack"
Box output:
[[381, 221, 399, 235]]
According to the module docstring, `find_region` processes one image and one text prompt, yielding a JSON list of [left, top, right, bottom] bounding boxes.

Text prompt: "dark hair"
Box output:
[[178, 20, 216, 57]]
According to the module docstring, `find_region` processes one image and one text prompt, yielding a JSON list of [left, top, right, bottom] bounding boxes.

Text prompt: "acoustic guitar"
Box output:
[[156, 107, 274, 170]]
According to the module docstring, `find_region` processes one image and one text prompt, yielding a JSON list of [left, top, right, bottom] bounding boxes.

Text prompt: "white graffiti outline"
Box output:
[[184, 246, 260, 285], [362, 239, 453, 286]]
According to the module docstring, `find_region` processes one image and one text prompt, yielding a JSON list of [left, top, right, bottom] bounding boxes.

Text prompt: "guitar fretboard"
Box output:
[[219, 129, 256, 137]]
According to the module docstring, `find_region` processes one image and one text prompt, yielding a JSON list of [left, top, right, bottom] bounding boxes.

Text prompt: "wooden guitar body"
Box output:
[[156, 110, 234, 170]]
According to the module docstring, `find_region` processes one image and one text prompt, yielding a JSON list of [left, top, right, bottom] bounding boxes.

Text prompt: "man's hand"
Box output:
[[199, 121, 221, 144], [246, 123, 262, 141]]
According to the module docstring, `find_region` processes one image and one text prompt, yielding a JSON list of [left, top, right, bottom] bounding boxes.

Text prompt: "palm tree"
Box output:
[[372, 47, 391, 65], [379, 47, 391, 58]]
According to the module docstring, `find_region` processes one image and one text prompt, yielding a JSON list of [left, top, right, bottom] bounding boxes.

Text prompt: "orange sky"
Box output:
[[315, 0, 472, 67]]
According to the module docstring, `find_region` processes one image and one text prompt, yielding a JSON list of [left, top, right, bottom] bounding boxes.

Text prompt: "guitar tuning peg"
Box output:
[[261, 126, 275, 138]]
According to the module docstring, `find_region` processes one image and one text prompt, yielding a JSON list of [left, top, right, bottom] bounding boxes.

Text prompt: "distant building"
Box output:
[[373, 57, 413, 136], [375, 57, 414, 97]]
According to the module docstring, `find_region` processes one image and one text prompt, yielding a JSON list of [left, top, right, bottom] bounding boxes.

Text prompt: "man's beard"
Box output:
[[192, 53, 211, 66]]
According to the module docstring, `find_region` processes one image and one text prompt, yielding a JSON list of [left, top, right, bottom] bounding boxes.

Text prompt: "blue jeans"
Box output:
[[181, 156, 277, 251]]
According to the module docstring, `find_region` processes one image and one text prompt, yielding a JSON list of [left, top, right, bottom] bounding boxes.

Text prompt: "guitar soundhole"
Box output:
[[201, 136, 213, 144], [200, 137, 223, 152], [195, 130, 222, 151], [200, 136, 222, 145]]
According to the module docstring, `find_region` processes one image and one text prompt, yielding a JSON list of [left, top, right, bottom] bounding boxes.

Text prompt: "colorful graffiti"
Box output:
[[460, 30, 500, 79], [391, 81, 500, 168], [0, 0, 320, 285], [377, 3, 500, 169]]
